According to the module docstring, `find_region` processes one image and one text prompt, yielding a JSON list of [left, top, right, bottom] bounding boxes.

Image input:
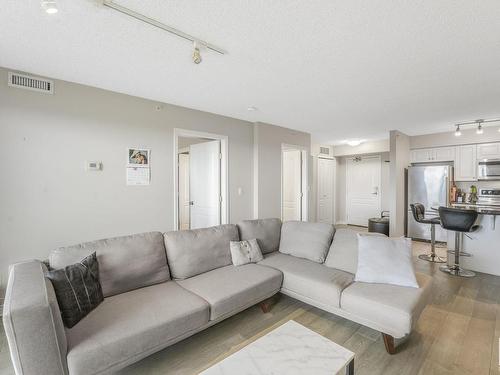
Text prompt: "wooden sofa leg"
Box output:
[[259, 300, 272, 313], [382, 333, 396, 354]]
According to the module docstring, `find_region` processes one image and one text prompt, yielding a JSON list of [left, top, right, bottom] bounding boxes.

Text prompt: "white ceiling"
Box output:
[[2, 1, 500, 143]]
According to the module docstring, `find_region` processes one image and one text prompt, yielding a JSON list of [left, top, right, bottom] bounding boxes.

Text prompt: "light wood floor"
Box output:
[[1, 240, 500, 375]]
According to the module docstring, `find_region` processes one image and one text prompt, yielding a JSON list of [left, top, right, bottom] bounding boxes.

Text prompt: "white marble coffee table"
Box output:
[[200, 320, 355, 375]]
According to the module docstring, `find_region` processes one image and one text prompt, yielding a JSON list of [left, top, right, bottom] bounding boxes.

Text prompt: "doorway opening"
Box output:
[[173, 129, 228, 230], [281, 144, 308, 221], [346, 155, 381, 226]]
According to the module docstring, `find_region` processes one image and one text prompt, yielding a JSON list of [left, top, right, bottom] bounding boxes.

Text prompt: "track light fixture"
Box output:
[[476, 120, 484, 134], [101, 0, 226, 64], [453, 117, 500, 135], [41, 0, 58, 14], [192, 41, 202, 64]]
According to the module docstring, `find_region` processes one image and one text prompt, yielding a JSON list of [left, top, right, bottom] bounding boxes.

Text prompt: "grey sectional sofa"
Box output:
[[3, 219, 432, 375]]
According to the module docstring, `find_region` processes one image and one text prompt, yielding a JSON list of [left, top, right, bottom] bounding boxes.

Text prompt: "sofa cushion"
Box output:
[[66, 282, 209, 375], [49, 232, 170, 297], [164, 224, 239, 280], [177, 264, 283, 320], [279, 221, 335, 263], [340, 272, 432, 338], [258, 252, 353, 308], [324, 229, 385, 274], [237, 218, 282, 254]]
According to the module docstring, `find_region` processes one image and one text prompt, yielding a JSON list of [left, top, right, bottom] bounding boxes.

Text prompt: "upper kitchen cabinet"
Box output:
[[410, 147, 455, 163], [477, 143, 500, 160], [455, 145, 477, 181]]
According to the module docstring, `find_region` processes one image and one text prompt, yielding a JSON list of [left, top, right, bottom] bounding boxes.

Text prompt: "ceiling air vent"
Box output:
[[8, 72, 54, 94]]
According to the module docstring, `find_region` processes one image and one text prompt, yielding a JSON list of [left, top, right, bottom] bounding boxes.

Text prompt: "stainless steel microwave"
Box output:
[[478, 159, 500, 180]]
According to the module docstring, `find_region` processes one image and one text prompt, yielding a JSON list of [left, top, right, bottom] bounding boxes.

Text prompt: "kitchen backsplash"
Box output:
[[456, 181, 500, 192]]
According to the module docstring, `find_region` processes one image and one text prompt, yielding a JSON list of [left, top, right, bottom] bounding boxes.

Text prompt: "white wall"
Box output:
[[0, 67, 255, 288], [389, 130, 410, 236], [332, 139, 389, 157], [253, 122, 311, 220]]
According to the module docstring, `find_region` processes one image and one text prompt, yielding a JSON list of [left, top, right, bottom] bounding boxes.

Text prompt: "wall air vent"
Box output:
[[318, 145, 333, 158], [8, 72, 54, 94], [319, 147, 330, 155]]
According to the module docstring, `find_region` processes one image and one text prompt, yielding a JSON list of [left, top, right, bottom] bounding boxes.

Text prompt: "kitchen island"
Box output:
[[447, 203, 500, 276]]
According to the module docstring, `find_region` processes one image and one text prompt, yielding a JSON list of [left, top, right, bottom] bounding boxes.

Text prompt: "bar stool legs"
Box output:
[[418, 223, 446, 263], [439, 232, 475, 277]]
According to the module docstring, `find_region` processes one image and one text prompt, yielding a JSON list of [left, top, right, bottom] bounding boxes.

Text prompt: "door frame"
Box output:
[[317, 156, 336, 225], [345, 155, 381, 226], [173, 128, 229, 230], [281, 143, 308, 221]]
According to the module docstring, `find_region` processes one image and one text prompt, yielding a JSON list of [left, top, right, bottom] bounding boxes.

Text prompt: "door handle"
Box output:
[[189, 201, 194, 206]]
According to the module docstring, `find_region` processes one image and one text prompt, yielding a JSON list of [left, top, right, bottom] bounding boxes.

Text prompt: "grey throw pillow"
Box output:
[[45, 252, 104, 328], [230, 239, 264, 266]]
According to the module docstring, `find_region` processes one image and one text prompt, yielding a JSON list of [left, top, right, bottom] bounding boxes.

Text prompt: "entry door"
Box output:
[[346, 156, 381, 226], [282, 149, 302, 221], [189, 140, 221, 229], [178, 153, 190, 230], [318, 158, 334, 224]]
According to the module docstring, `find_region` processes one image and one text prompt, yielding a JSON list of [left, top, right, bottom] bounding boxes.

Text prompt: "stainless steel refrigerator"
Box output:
[[406, 165, 452, 242]]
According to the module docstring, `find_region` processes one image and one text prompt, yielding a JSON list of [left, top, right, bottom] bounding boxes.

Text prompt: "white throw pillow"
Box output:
[[355, 234, 419, 288], [230, 239, 264, 266], [324, 228, 386, 273]]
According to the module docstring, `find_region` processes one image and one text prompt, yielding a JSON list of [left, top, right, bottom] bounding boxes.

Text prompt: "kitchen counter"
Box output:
[[450, 203, 500, 215], [443, 203, 500, 276]]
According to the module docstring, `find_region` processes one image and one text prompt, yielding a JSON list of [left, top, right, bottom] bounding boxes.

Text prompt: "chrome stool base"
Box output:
[[439, 265, 476, 278], [418, 253, 446, 263]]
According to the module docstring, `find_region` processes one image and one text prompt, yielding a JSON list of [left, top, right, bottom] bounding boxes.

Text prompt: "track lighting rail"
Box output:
[[101, 0, 226, 55]]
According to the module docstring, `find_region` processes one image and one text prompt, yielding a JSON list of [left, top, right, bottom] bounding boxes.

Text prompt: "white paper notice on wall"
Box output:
[[126, 166, 150, 185]]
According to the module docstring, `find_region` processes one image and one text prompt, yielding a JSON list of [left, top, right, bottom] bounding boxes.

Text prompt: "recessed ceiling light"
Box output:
[[345, 139, 364, 147], [41, 0, 58, 14], [247, 106, 258, 112]]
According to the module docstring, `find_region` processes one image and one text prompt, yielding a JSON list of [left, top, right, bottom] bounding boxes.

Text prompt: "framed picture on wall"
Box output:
[[127, 148, 150, 167]]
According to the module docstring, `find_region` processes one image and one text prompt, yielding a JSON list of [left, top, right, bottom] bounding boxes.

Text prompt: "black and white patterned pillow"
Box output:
[[45, 252, 104, 328]]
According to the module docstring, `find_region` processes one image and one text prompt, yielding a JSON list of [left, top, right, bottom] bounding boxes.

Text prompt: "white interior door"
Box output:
[[282, 149, 302, 221], [189, 140, 221, 229], [318, 158, 334, 224], [178, 153, 190, 230], [346, 156, 381, 226]]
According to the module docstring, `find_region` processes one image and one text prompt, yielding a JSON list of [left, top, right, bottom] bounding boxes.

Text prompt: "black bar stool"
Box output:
[[410, 203, 445, 263], [438, 206, 479, 277]]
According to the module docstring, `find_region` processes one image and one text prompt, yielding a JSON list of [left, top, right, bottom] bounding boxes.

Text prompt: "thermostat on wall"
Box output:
[[85, 161, 102, 171]]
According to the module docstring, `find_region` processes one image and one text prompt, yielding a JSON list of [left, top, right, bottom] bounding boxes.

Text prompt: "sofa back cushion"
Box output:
[[279, 221, 335, 263], [49, 232, 170, 297], [164, 224, 239, 279], [324, 229, 386, 274], [237, 218, 281, 254]]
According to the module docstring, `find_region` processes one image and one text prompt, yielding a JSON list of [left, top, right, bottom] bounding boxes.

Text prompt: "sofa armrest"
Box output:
[[2, 260, 68, 375]]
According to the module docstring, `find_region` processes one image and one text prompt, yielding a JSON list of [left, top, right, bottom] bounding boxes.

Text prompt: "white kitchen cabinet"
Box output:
[[411, 149, 434, 163], [477, 143, 500, 160], [410, 147, 455, 163], [455, 145, 477, 181], [433, 147, 456, 162]]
